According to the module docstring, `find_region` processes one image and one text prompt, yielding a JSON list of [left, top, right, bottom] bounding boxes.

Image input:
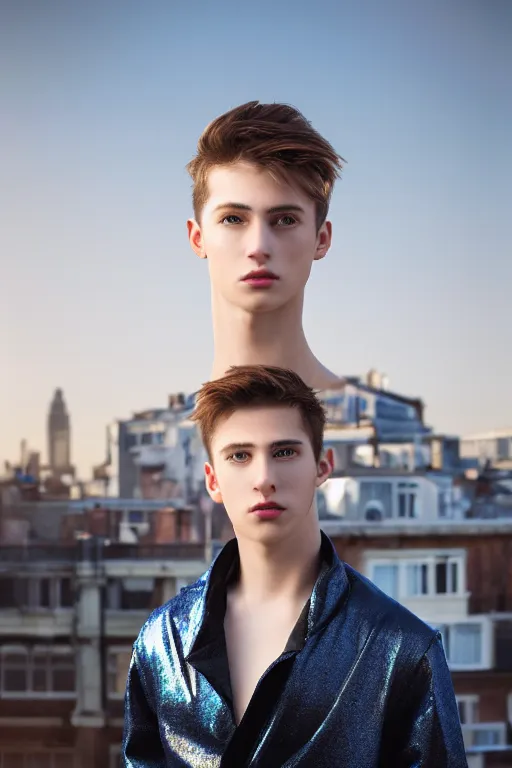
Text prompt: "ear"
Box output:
[[205, 462, 223, 503], [315, 447, 334, 487], [314, 220, 332, 262], [187, 218, 207, 260]]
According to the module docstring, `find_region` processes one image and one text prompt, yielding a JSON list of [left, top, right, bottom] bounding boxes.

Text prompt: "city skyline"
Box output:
[[2, 0, 511, 477]]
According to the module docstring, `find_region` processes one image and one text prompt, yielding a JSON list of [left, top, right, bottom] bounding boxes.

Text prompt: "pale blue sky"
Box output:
[[1, 0, 511, 476]]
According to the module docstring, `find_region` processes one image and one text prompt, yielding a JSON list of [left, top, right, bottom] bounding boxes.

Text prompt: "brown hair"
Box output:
[[191, 365, 326, 462], [187, 101, 344, 229]]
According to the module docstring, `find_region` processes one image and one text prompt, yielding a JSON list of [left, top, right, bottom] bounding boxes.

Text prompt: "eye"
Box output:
[[227, 451, 250, 463], [275, 215, 297, 227], [274, 448, 297, 459], [221, 214, 243, 225]]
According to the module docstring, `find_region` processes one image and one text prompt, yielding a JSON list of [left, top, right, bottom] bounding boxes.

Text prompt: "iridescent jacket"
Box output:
[[122, 532, 468, 767]]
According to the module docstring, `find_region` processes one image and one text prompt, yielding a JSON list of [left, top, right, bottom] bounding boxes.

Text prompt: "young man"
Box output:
[[122, 365, 467, 767], [187, 101, 345, 390]]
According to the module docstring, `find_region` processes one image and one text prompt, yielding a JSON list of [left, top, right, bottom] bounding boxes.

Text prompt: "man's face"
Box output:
[[204, 405, 332, 545], [188, 162, 332, 313]]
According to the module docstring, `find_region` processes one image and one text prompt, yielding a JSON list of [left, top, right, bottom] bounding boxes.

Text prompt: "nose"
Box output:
[[253, 455, 276, 497], [245, 218, 273, 266]]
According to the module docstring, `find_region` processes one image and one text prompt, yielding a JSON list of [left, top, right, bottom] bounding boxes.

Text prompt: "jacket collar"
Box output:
[[184, 530, 349, 662]]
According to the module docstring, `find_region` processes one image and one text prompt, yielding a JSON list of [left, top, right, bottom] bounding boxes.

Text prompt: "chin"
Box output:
[[250, 526, 288, 547], [233, 293, 292, 314]]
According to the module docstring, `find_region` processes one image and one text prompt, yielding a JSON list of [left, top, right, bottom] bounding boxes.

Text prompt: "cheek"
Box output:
[[285, 236, 315, 271], [215, 470, 244, 504], [289, 465, 317, 491]]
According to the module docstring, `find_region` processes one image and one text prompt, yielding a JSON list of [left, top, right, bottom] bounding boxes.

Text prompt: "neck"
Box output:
[[210, 292, 341, 390], [233, 512, 323, 607]]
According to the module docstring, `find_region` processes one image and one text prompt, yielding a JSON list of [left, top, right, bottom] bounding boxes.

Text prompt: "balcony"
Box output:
[[0, 542, 205, 563], [0, 545, 76, 566], [0, 608, 74, 637], [403, 593, 470, 623], [105, 609, 152, 638], [102, 543, 205, 561]]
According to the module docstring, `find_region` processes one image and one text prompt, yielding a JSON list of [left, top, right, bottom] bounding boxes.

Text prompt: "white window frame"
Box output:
[[107, 646, 133, 700], [0, 644, 76, 699], [365, 549, 467, 602], [396, 481, 419, 518], [435, 618, 492, 671], [23, 577, 74, 612], [461, 722, 507, 749], [456, 694, 479, 724]]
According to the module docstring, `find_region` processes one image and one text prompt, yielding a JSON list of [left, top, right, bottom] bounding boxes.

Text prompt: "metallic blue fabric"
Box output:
[[123, 533, 467, 767]]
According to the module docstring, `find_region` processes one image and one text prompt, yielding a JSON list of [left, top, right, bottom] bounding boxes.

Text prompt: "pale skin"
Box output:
[[187, 162, 343, 390], [204, 405, 333, 724]]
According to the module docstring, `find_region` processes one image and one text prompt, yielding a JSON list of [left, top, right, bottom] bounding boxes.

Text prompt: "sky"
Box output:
[[1, 0, 511, 477]]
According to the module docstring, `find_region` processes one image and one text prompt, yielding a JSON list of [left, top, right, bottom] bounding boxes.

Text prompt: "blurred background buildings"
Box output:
[[1, 373, 512, 767]]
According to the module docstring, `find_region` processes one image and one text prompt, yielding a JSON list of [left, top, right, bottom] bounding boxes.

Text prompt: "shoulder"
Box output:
[[133, 572, 208, 660]]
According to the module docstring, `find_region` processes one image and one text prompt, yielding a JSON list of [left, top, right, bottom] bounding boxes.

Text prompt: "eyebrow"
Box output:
[[219, 439, 304, 455], [213, 202, 305, 215]]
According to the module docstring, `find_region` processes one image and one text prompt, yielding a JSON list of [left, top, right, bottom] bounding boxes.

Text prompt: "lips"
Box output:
[[249, 502, 285, 513], [241, 270, 279, 282]]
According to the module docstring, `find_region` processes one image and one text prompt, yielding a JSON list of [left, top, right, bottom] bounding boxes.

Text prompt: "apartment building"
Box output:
[[1, 397, 511, 767], [0, 499, 207, 768], [325, 517, 512, 768], [2, 513, 510, 767], [461, 429, 512, 470]]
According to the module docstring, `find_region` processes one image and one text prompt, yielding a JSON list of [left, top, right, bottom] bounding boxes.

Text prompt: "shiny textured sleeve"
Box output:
[[382, 633, 468, 767], [122, 648, 167, 768]]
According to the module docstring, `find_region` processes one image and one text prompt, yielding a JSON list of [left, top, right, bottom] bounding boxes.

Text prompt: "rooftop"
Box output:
[[462, 428, 512, 441], [321, 518, 512, 537]]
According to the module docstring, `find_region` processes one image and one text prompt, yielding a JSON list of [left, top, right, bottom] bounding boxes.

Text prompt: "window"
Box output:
[[141, 432, 153, 445], [497, 437, 511, 461], [0, 579, 27, 608], [107, 648, 132, 698], [59, 578, 74, 608], [372, 565, 398, 600], [436, 560, 458, 594], [397, 482, 418, 518], [125, 433, 138, 450], [405, 563, 428, 596], [3, 652, 27, 693], [359, 481, 393, 519], [107, 578, 155, 611], [462, 723, 507, 748], [473, 727, 505, 747], [127, 509, 145, 525], [39, 580, 51, 609], [456, 695, 479, 725], [438, 624, 483, 667], [0, 646, 75, 698], [369, 553, 464, 602], [25, 578, 74, 611]]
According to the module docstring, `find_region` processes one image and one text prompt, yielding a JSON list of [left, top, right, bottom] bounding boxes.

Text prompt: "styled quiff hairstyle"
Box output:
[[191, 365, 326, 463], [187, 101, 344, 229]]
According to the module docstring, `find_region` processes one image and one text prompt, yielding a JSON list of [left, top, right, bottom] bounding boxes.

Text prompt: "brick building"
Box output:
[[0, 536, 206, 768], [1, 488, 511, 766], [325, 518, 512, 767]]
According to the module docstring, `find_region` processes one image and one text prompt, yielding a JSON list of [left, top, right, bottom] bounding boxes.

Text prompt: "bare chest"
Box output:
[[224, 606, 301, 726]]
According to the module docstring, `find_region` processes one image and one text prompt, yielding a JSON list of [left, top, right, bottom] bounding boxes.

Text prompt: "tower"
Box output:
[[48, 388, 71, 474]]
